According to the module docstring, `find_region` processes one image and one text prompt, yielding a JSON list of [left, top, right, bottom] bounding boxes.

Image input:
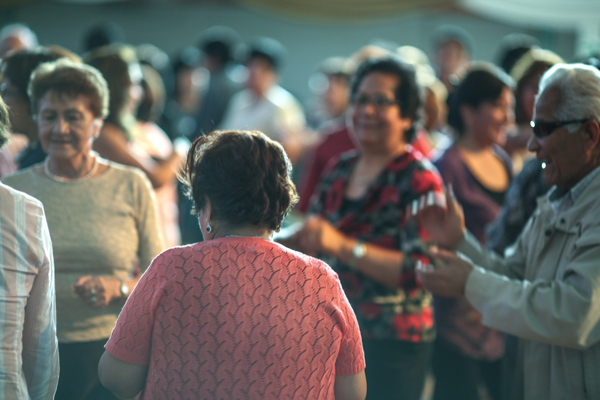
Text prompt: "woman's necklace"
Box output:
[[44, 156, 99, 183]]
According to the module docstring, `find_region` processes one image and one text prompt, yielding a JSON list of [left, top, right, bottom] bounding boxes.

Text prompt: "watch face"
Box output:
[[353, 242, 366, 259]]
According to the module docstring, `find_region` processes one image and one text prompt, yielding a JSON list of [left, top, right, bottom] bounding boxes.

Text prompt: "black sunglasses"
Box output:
[[530, 119, 590, 138]]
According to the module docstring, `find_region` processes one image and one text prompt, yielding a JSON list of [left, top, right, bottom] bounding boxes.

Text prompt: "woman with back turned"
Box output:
[[98, 130, 367, 400]]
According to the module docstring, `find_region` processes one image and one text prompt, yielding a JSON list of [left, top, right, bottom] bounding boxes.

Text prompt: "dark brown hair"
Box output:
[[350, 55, 422, 142], [181, 130, 299, 232], [447, 63, 514, 136], [0, 47, 62, 104]]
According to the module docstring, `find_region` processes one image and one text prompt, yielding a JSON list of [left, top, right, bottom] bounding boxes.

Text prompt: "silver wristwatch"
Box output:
[[349, 241, 367, 269], [119, 279, 129, 298]]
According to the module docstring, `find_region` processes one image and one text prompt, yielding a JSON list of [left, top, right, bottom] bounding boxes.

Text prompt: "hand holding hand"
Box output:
[[413, 185, 466, 250], [74, 276, 121, 308], [416, 247, 473, 298], [296, 216, 345, 256]]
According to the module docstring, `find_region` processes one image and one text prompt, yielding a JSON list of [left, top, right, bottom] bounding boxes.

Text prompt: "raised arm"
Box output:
[[93, 123, 182, 189]]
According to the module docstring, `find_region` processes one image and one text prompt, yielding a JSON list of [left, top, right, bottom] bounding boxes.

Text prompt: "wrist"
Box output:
[[347, 240, 367, 270], [113, 278, 129, 301]]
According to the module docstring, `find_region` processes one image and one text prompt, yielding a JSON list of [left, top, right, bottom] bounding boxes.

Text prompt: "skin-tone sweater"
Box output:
[[3, 161, 164, 343]]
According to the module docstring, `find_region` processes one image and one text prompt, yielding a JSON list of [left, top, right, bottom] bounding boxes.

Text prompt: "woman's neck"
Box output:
[[211, 224, 272, 240], [360, 142, 407, 167], [456, 134, 490, 153], [46, 152, 96, 179]]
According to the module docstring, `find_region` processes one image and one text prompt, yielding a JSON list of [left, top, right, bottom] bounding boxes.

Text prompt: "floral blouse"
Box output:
[[309, 147, 444, 342]]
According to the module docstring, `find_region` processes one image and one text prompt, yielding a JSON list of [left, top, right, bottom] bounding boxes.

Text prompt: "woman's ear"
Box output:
[[92, 118, 104, 139]]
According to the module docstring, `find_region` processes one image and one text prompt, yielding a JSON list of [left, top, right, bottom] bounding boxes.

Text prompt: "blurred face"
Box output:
[[322, 75, 350, 119], [528, 87, 595, 188], [519, 75, 542, 124], [246, 58, 276, 97], [463, 86, 514, 146], [126, 63, 144, 115], [38, 91, 102, 162], [0, 79, 37, 139], [349, 72, 412, 152], [437, 40, 468, 77]]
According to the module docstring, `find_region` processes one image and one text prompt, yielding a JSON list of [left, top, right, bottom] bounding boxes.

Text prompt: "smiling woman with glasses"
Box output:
[[288, 56, 444, 400]]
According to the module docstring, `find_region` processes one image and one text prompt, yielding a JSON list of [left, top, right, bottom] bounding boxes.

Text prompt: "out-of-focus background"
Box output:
[[1, 0, 598, 104]]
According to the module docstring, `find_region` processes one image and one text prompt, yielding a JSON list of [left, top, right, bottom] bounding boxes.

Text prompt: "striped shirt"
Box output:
[[0, 182, 59, 400]]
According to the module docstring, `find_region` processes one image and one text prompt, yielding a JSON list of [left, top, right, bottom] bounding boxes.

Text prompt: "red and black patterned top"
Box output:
[[309, 147, 444, 342]]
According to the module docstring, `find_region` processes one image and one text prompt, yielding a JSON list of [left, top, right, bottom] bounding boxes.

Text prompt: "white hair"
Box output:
[[537, 63, 600, 132], [0, 23, 38, 47]]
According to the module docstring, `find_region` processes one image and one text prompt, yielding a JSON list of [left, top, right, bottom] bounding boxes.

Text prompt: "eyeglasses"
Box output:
[[350, 96, 399, 110], [530, 119, 590, 138]]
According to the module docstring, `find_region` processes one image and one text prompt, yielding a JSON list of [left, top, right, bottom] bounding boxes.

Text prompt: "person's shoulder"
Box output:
[[2, 166, 40, 189], [0, 181, 44, 210], [270, 240, 339, 279], [102, 160, 149, 183], [432, 143, 460, 167], [491, 144, 513, 169], [267, 85, 302, 109]]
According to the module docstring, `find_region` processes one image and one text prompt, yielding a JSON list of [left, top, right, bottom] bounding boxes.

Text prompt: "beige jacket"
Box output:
[[458, 171, 600, 400]]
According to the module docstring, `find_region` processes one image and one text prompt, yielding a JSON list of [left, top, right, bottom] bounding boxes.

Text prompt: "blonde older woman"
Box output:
[[2, 59, 164, 400]]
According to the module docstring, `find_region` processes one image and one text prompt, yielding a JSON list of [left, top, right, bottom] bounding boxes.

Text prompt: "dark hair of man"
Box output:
[[246, 37, 286, 73], [181, 130, 299, 232], [447, 63, 514, 136], [350, 55, 422, 142], [0, 48, 62, 102], [0, 95, 10, 148], [198, 26, 239, 67]]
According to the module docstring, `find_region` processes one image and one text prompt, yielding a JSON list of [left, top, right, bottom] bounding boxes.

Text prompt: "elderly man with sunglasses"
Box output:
[[416, 63, 600, 400]]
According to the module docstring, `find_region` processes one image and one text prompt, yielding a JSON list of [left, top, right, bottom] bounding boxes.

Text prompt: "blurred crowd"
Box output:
[[1, 20, 600, 400]]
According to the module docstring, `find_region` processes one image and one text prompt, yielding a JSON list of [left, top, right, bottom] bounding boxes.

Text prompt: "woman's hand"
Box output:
[[74, 276, 121, 308], [414, 185, 466, 250], [296, 216, 346, 257]]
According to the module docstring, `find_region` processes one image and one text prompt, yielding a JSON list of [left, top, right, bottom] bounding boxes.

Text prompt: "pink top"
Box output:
[[106, 237, 365, 400]]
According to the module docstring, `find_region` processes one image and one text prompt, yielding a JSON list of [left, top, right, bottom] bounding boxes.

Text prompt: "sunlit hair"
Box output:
[[0, 95, 10, 148], [181, 130, 299, 232], [537, 63, 600, 132], [28, 58, 109, 119]]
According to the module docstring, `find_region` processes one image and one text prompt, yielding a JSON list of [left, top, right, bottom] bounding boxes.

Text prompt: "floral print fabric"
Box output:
[[309, 147, 444, 342]]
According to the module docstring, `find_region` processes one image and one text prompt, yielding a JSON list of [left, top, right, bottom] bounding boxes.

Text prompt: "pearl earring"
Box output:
[[206, 223, 212, 233]]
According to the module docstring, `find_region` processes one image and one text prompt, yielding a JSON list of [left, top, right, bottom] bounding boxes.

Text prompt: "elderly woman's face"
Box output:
[[38, 90, 102, 161], [349, 72, 412, 152]]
